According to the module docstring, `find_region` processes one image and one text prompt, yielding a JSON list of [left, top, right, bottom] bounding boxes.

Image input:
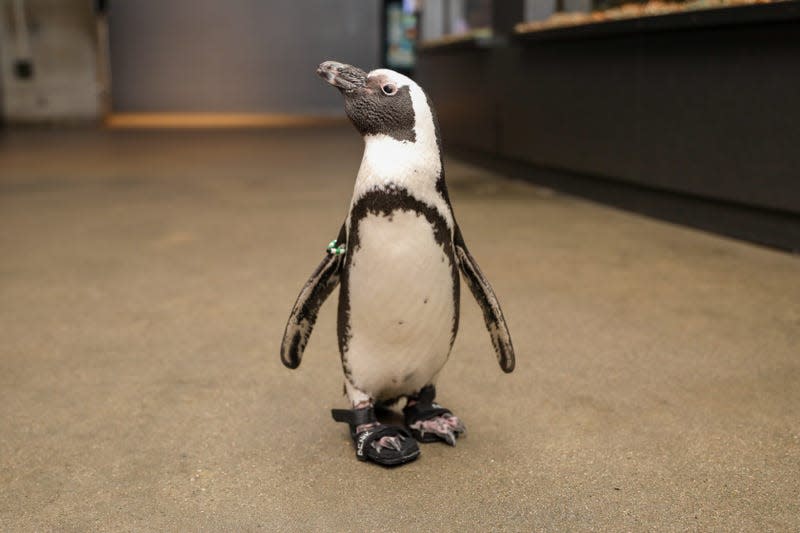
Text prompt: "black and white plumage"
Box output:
[[281, 61, 514, 414]]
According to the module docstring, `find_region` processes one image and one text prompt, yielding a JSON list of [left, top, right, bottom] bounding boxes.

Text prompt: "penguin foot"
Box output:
[[403, 385, 466, 446], [331, 407, 420, 467], [408, 414, 466, 446], [356, 422, 409, 453]]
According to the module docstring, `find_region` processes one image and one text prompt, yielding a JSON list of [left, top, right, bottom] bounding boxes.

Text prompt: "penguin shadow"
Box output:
[[373, 400, 406, 427]]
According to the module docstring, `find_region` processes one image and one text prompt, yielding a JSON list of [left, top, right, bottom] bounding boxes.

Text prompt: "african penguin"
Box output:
[[280, 61, 514, 466]]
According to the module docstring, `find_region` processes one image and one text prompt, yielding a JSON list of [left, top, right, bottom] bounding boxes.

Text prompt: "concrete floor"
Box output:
[[1, 126, 798, 531]]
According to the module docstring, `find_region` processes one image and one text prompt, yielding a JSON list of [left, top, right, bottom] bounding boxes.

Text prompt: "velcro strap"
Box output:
[[331, 406, 377, 428], [417, 385, 436, 404]]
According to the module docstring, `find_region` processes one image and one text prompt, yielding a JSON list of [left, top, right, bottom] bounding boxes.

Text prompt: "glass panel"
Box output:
[[420, 0, 493, 44], [386, 0, 418, 70]]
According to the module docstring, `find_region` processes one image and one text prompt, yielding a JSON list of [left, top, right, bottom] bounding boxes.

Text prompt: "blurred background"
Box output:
[[1, 0, 798, 248]]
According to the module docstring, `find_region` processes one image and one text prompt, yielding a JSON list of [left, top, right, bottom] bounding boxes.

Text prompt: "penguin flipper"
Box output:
[[454, 226, 515, 373], [280, 227, 346, 369]]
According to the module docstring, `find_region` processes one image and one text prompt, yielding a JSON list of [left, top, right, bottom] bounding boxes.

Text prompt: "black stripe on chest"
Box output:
[[347, 186, 452, 251], [337, 186, 460, 371]]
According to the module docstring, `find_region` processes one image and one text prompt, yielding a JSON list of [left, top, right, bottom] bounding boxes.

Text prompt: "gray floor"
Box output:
[[1, 126, 798, 531]]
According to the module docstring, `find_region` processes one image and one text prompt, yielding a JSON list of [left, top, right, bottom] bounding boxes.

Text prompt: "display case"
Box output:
[[517, 0, 790, 35]]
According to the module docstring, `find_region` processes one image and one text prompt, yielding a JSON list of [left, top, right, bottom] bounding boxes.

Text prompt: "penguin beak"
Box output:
[[317, 61, 367, 92]]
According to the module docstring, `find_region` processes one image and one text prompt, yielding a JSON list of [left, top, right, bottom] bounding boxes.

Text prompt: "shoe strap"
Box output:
[[331, 406, 377, 428]]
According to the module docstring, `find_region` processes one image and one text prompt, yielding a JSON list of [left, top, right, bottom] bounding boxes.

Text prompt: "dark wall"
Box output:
[[421, 47, 496, 153], [500, 24, 800, 215], [109, 0, 380, 114]]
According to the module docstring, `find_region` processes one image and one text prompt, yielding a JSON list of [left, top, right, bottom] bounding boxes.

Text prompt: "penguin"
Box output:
[[280, 60, 514, 466]]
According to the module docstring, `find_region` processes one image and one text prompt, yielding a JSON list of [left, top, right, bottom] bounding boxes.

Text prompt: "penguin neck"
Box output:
[[354, 83, 441, 199], [354, 133, 441, 197], [351, 132, 453, 230]]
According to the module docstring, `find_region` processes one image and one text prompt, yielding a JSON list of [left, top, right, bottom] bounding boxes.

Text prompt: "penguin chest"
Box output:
[[342, 208, 458, 398]]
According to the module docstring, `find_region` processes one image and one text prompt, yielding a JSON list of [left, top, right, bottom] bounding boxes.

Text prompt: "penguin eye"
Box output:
[[381, 84, 397, 96]]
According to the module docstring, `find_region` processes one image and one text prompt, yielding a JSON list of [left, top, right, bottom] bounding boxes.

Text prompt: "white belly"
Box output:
[[343, 209, 457, 400]]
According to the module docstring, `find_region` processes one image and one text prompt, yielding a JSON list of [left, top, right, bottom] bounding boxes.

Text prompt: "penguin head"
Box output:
[[317, 60, 430, 144]]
